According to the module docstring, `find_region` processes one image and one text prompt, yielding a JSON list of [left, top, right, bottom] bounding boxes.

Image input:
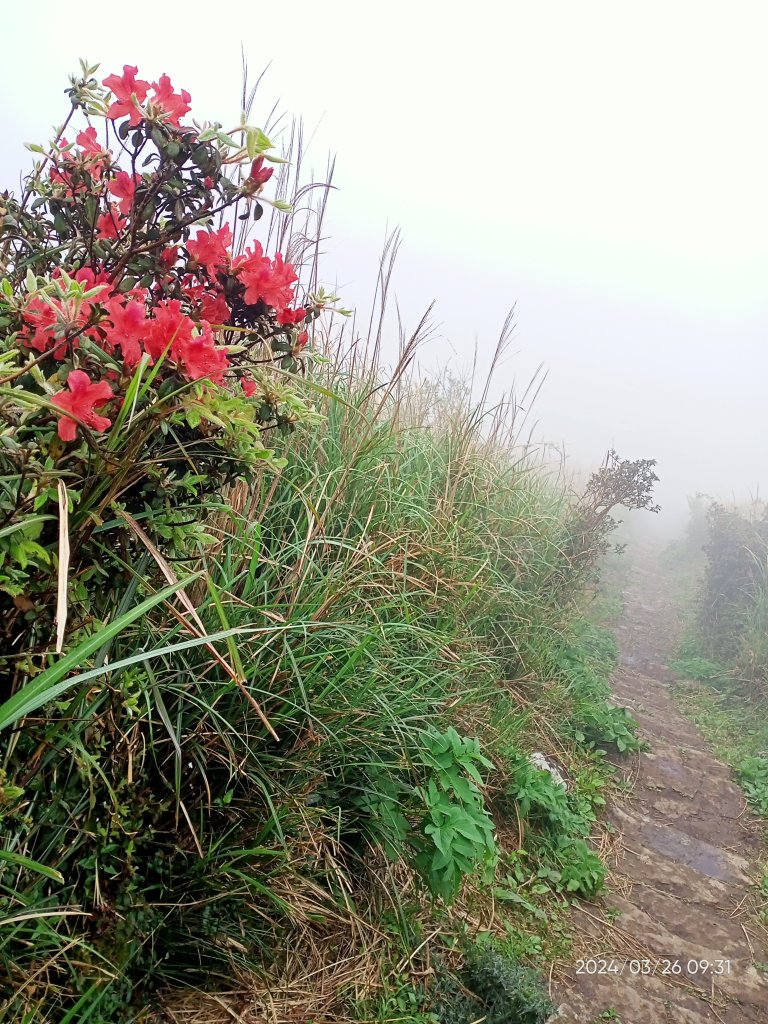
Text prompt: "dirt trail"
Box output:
[[553, 560, 768, 1023]]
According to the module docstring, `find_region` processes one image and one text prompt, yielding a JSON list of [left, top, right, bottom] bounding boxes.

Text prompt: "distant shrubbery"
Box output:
[[693, 501, 768, 687], [672, 496, 768, 820]]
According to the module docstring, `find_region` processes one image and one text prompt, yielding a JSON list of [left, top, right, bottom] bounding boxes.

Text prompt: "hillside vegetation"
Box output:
[[0, 62, 658, 1022]]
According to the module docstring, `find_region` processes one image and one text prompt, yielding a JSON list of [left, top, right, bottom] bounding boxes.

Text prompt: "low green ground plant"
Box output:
[[670, 653, 726, 683], [500, 750, 607, 900], [559, 625, 645, 755], [366, 937, 556, 1024], [735, 758, 768, 817]]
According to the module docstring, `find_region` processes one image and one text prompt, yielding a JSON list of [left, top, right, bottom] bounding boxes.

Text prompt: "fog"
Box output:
[[2, 0, 766, 531]]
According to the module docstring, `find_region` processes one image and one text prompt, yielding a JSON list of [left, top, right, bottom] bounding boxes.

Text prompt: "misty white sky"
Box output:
[[2, 1, 766, 527]]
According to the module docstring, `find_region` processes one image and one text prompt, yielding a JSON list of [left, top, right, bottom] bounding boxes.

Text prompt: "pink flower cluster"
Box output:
[[49, 128, 112, 198], [28, 67, 310, 443], [20, 241, 305, 441], [103, 65, 191, 127], [19, 272, 229, 440]]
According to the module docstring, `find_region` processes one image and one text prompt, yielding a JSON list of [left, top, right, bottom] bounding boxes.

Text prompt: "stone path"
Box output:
[[553, 562, 768, 1023]]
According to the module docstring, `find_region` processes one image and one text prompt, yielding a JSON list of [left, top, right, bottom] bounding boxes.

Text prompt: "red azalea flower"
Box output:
[[296, 330, 309, 351], [145, 299, 194, 361], [104, 295, 148, 367], [51, 370, 114, 441], [248, 156, 274, 188], [107, 171, 139, 216], [241, 378, 258, 397], [149, 74, 192, 126], [75, 127, 110, 180], [159, 246, 178, 271], [198, 290, 231, 324], [277, 306, 308, 326], [49, 165, 71, 190], [178, 324, 229, 383], [76, 127, 105, 157], [49, 163, 84, 198], [19, 279, 100, 358], [22, 270, 109, 357], [96, 206, 127, 239], [234, 243, 298, 310], [72, 266, 112, 292], [18, 296, 57, 354], [103, 65, 150, 126], [187, 225, 233, 275], [182, 279, 230, 325]]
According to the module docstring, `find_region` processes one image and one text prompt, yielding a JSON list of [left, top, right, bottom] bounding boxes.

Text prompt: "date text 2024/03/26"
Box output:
[[575, 959, 732, 977]]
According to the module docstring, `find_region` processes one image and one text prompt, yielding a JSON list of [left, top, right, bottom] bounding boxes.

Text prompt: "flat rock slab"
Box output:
[[554, 559, 768, 1022]]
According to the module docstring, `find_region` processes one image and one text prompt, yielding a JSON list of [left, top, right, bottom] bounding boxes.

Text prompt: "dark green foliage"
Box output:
[[484, 621, 641, 904], [574, 703, 644, 755], [507, 758, 577, 831], [550, 836, 606, 897], [432, 943, 555, 1024], [356, 727, 498, 902], [501, 754, 607, 899]]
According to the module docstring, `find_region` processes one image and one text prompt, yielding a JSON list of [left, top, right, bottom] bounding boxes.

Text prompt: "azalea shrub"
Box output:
[[0, 59, 345, 1020], [0, 60, 332, 681]]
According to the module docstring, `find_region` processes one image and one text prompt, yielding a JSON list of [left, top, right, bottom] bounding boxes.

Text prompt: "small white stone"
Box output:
[[529, 751, 568, 790]]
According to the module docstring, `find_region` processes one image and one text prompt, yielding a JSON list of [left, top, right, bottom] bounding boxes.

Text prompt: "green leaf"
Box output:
[[0, 848, 64, 884], [424, 823, 451, 857], [453, 819, 483, 842], [0, 516, 54, 542]]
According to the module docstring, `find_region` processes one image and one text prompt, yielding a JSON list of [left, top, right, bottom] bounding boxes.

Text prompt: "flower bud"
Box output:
[[247, 156, 274, 189]]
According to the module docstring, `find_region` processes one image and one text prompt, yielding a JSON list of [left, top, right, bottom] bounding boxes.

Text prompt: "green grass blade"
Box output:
[[0, 573, 202, 730], [0, 848, 64, 884]]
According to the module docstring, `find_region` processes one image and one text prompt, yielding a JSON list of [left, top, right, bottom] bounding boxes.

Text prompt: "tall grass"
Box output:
[[0, 318, 631, 1020]]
